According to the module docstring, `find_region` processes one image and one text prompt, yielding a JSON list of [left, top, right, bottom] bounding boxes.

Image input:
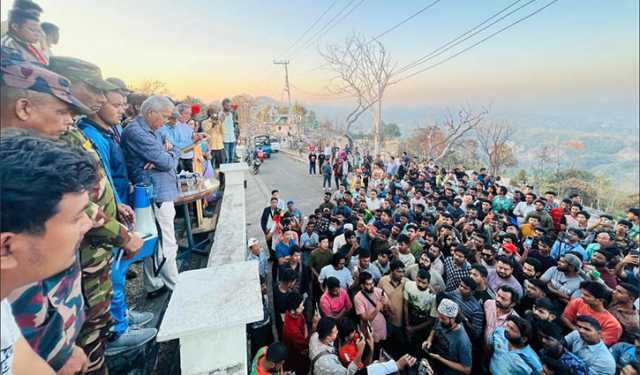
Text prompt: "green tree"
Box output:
[[382, 122, 401, 140]]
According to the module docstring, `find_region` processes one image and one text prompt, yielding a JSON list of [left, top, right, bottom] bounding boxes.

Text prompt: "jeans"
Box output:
[[111, 247, 130, 335], [309, 163, 316, 175], [323, 175, 331, 188], [223, 142, 236, 163]]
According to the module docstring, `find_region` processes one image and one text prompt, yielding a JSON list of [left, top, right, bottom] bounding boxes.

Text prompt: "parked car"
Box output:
[[270, 136, 281, 152]]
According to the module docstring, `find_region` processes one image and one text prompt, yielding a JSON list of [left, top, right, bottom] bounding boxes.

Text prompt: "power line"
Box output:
[[396, 0, 531, 75], [371, 0, 443, 41], [278, 0, 341, 59], [286, 0, 365, 60], [305, 0, 443, 73], [393, 0, 559, 83]]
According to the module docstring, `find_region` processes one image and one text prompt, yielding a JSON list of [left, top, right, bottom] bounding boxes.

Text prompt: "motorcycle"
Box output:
[[245, 147, 262, 175]]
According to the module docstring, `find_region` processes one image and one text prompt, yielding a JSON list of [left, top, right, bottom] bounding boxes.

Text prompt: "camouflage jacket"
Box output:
[[61, 126, 131, 321], [9, 261, 84, 371], [9, 128, 130, 368]]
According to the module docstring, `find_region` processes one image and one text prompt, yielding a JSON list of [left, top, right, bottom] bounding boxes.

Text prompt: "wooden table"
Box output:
[[175, 178, 220, 257]]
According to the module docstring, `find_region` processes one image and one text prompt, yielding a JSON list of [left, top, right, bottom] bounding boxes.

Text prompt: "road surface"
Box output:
[[245, 151, 324, 243]]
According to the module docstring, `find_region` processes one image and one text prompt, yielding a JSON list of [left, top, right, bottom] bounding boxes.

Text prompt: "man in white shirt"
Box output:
[[513, 192, 536, 224], [1, 134, 96, 374]]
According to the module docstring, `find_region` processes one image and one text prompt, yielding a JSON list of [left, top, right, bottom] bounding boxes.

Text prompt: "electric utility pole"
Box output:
[[273, 60, 295, 137]]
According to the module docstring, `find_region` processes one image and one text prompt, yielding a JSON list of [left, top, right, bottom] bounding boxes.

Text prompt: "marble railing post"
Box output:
[[158, 162, 261, 375]]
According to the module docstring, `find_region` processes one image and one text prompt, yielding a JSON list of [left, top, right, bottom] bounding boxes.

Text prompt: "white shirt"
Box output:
[[1, 299, 20, 375]]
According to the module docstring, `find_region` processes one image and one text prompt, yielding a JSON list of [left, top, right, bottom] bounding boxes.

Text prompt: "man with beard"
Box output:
[[526, 297, 561, 351], [427, 243, 445, 276], [469, 264, 495, 304], [589, 247, 618, 289], [540, 253, 584, 303], [537, 321, 590, 375], [378, 260, 407, 357], [354, 272, 388, 344], [487, 255, 523, 298], [526, 236, 557, 273], [608, 283, 640, 340], [484, 285, 520, 345], [403, 269, 437, 355], [479, 245, 497, 273], [443, 245, 471, 292], [489, 315, 542, 375], [561, 280, 622, 346], [516, 278, 549, 316], [522, 257, 543, 281], [446, 277, 485, 342], [406, 251, 445, 293], [422, 299, 472, 375]]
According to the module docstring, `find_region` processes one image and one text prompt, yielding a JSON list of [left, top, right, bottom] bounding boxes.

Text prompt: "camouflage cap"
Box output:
[[48, 56, 118, 91], [1, 47, 91, 114], [105, 77, 132, 95]]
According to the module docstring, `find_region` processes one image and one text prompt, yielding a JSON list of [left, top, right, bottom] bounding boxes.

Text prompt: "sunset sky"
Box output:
[[4, 0, 638, 115]]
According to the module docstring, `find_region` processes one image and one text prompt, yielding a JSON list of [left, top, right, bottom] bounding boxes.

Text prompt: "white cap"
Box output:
[[344, 223, 354, 231], [248, 238, 260, 248]]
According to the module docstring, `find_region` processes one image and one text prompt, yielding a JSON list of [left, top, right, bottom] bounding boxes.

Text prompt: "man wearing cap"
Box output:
[[75, 75, 159, 357], [49, 55, 145, 374], [0, 47, 89, 137], [247, 238, 268, 279], [540, 254, 585, 303], [422, 299, 472, 375], [1, 53, 96, 373]]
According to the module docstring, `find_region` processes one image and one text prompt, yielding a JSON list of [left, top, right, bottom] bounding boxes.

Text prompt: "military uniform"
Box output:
[[1, 48, 94, 371], [49, 56, 125, 375], [62, 126, 131, 374]]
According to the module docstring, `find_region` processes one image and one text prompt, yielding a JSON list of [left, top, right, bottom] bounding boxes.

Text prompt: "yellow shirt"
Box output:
[[201, 118, 224, 150]]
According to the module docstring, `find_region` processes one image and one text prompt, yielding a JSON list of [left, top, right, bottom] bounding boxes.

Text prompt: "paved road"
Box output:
[[245, 151, 325, 243]]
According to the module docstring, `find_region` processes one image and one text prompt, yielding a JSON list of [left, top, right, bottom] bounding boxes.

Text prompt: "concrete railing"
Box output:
[[157, 163, 263, 375]]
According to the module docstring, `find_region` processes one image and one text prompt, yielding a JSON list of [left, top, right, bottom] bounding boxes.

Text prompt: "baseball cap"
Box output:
[[502, 242, 518, 254], [1, 48, 90, 114], [562, 253, 582, 270], [48, 56, 118, 91], [247, 238, 260, 248], [105, 77, 133, 95]]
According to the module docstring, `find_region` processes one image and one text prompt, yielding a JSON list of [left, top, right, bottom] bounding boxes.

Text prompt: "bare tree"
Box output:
[[475, 121, 516, 176], [408, 107, 487, 162], [320, 33, 394, 155], [130, 80, 170, 96]]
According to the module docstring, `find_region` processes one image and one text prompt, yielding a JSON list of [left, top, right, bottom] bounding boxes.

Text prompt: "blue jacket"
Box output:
[[78, 118, 129, 204], [121, 116, 180, 202]]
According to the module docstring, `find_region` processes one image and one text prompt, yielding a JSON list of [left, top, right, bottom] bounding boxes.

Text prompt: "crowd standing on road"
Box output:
[[0, 1, 241, 374], [249, 141, 640, 375]]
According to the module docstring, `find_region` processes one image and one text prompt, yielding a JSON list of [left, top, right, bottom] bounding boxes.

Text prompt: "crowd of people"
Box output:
[[249, 143, 640, 375], [0, 1, 243, 374]]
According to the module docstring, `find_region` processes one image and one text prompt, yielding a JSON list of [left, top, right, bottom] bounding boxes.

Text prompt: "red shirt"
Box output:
[[563, 298, 622, 346], [338, 333, 364, 368]]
